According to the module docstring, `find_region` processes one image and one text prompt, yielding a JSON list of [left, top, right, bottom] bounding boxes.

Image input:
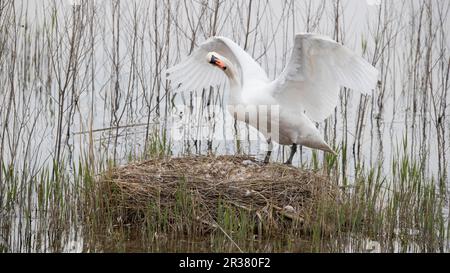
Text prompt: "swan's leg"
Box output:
[[263, 138, 272, 164], [284, 144, 297, 165], [264, 151, 272, 164]]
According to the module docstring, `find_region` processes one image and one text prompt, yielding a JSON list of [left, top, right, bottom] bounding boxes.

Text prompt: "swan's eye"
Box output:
[[209, 55, 227, 70]]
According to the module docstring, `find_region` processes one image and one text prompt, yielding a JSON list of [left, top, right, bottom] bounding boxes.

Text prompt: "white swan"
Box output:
[[166, 33, 378, 164]]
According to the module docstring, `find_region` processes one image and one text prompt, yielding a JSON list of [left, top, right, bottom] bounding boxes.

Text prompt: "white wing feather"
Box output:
[[273, 33, 378, 122], [166, 36, 268, 93], [166, 48, 227, 93]]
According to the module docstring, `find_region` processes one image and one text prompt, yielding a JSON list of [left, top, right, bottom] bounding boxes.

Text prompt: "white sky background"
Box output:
[[7, 0, 450, 176]]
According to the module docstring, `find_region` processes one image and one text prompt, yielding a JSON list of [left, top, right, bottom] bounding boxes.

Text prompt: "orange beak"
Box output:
[[210, 55, 227, 70]]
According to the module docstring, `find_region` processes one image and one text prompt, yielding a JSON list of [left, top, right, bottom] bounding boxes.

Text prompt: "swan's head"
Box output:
[[206, 52, 227, 71]]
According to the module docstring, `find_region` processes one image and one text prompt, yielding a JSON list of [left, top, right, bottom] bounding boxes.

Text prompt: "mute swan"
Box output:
[[166, 33, 378, 164]]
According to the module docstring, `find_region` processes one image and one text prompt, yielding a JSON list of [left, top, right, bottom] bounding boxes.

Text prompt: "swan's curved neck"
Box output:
[[222, 59, 239, 86], [222, 58, 242, 104]]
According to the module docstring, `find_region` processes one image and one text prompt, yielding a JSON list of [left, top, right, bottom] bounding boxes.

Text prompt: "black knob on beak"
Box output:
[[209, 55, 218, 64]]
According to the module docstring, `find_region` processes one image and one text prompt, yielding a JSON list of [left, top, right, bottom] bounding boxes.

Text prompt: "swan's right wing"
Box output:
[[273, 33, 378, 122]]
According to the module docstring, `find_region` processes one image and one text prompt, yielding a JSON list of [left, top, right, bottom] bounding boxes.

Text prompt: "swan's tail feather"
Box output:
[[320, 143, 337, 156], [302, 136, 337, 156]]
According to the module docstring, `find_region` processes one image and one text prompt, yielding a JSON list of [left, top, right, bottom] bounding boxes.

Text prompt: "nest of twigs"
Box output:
[[100, 155, 338, 234]]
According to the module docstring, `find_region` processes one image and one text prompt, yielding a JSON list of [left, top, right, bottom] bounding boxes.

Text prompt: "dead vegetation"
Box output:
[[99, 155, 339, 235]]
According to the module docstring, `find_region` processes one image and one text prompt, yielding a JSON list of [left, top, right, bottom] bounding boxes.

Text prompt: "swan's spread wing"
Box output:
[[273, 33, 378, 122], [166, 39, 229, 93], [166, 36, 268, 93]]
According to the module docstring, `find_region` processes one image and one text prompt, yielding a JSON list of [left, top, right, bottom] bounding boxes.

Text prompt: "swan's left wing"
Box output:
[[166, 40, 229, 93], [166, 36, 268, 93], [273, 33, 378, 122]]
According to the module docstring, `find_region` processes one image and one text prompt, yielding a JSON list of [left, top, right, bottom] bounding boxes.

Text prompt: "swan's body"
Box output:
[[167, 34, 378, 164]]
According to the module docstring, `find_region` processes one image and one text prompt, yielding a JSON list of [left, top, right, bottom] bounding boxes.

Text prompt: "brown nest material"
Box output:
[[100, 155, 338, 234]]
